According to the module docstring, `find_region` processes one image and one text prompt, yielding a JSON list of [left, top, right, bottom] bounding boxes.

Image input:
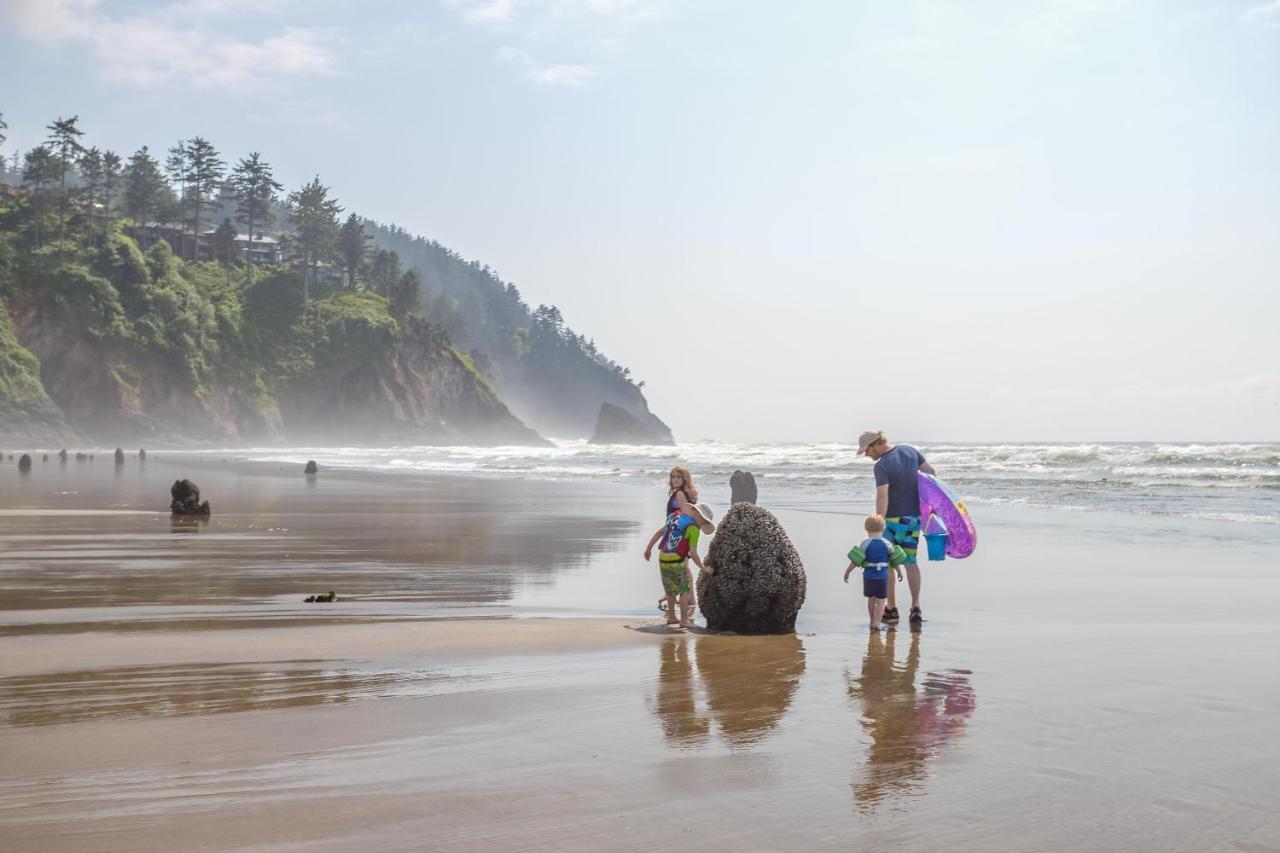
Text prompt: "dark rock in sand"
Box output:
[[304, 591, 337, 603], [58, 449, 68, 462], [304, 460, 318, 475], [696, 503, 806, 635], [18, 453, 32, 470], [114, 447, 125, 465], [729, 470, 758, 505], [42, 453, 48, 462], [139, 448, 147, 461], [588, 402, 675, 446], [75, 452, 87, 461], [170, 479, 212, 516]]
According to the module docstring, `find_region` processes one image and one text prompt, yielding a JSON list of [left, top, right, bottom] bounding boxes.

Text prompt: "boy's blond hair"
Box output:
[[864, 514, 886, 534]]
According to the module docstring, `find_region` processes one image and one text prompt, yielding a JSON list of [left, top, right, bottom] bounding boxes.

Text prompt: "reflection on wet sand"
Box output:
[[0, 460, 640, 628], [846, 630, 975, 812], [0, 660, 445, 727], [652, 634, 806, 750]]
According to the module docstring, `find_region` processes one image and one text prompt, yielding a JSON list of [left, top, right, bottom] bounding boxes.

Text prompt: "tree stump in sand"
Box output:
[[170, 479, 212, 516], [696, 503, 806, 634]]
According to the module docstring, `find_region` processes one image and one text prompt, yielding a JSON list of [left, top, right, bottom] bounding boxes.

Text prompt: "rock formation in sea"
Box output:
[[729, 470, 758, 505], [588, 402, 676, 446], [170, 479, 211, 516], [304, 460, 318, 474], [114, 447, 125, 465], [696, 503, 806, 634]]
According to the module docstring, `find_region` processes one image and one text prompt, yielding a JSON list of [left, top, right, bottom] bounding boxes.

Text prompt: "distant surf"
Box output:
[[225, 441, 1279, 525]]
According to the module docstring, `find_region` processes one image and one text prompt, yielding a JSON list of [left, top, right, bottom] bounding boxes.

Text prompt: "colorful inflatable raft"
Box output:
[[918, 472, 977, 559]]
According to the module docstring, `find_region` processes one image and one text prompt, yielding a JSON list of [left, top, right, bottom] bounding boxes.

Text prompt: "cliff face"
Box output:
[[277, 329, 544, 445], [0, 301, 80, 444], [0, 235, 546, 447], [366, 223, 674, 441]]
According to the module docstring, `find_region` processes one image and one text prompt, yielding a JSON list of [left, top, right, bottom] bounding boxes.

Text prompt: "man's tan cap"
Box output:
[[857, 430, 885, 455]]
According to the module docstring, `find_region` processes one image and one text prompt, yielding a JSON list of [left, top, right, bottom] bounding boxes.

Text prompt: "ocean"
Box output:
[[225, 441, 1280, 526]]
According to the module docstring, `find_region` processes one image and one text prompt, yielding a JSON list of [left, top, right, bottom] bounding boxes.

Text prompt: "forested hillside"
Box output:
[[0, 111, 669, 445], [0, 113, 546, 445], [365, 222, 671, 440]]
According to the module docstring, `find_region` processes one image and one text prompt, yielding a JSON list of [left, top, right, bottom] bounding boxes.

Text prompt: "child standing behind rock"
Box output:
[[844, 515, 908, 631], [645, 502, 715, 629]]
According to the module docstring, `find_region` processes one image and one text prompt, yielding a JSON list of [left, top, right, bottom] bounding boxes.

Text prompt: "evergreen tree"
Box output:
[[22, 146, 60, 247], [0, 109, 7, 148], [287, 175, 342, 303], [185, 137, 225, 261], [123, 146, 172, 225], [367, 248, 400, 297], [338, 213, 371, 291], [165, 140, 191, 247], [392, 269, 421, 318], [213, 217, 237, 288], [228, 152, 282, 283], [102, 151, 123, 225], [77, 146, 105, 244], [45, 115, 86, 241]]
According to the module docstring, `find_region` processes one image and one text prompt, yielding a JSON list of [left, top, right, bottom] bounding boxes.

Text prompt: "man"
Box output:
[[857, 430, 936, 626]]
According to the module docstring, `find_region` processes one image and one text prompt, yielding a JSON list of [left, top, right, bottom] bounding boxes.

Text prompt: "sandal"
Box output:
[[909, 607, 924, 624]]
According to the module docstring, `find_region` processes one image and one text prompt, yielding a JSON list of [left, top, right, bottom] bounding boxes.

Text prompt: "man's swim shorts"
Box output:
[[884, 516, 921, 565]]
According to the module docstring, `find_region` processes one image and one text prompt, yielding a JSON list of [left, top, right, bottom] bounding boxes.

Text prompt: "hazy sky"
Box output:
[[2, 0, 1277, 442]]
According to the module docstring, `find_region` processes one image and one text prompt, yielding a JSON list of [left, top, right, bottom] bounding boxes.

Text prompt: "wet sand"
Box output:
[[2, 455, 1279, 851]]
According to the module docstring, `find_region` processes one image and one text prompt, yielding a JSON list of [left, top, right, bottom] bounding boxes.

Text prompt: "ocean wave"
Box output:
[[222, 441, 1278, 526]]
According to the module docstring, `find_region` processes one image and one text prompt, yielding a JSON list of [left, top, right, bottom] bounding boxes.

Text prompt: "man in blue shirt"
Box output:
[[858, 430, 937, 626]]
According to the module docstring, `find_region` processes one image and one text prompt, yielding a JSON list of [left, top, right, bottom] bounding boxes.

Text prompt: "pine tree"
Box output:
[[287, 175, 342, 303], [124, 146, 172, 226], [392, 268, 422, 318], [367, 248, 400, 297], [213, 217, 237, 288], [45, 115, 86, 242], [102, 151, 123, 225], [165, 140, 191, 250], [228, 152, 282, 283], [22, 146, 60, 247], [77, 146, 105, 244], [338, 213, 372, 290], [185, 137, 225, 262]]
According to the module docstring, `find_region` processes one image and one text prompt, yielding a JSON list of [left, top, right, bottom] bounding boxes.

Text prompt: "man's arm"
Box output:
[[690, 549, 711, 574], [875, 484, 889, 517], [920, 461, 937, 476]]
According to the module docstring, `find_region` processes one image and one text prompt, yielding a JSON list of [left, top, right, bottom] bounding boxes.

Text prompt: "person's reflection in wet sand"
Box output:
[[653, 637, 710, 748], [847, 630, 975, 812], [652, 634, 807, 750]]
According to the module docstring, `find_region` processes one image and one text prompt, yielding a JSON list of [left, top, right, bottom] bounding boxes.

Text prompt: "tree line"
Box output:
[[0, 112, 419, 311]]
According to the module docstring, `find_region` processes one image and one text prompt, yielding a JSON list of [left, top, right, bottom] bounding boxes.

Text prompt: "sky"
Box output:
[[1, 0, 1277, 443]]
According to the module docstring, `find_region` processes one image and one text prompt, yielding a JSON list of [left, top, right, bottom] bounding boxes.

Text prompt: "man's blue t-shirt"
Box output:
[[873, 444, 926, 518]]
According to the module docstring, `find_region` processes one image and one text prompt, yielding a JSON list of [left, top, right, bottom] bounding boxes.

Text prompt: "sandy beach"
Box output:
[[2, 454, 1279, 852]]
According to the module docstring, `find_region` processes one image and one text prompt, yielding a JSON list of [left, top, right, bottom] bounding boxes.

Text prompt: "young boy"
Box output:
[[844, 514, 908, 631], [644, 503, 715, 628]]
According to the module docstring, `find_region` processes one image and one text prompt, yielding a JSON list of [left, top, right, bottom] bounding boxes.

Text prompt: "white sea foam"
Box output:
[[217, 440, 1279, 525]]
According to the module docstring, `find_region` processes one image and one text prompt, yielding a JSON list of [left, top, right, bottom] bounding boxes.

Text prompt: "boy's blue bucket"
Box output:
[[924, 532, 948, 561]]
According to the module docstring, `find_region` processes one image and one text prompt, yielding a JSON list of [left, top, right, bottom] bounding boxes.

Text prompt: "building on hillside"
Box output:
[[0, 179, 26, 200], [131, 222, 283, 264], [201, 227, 283, 265]]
